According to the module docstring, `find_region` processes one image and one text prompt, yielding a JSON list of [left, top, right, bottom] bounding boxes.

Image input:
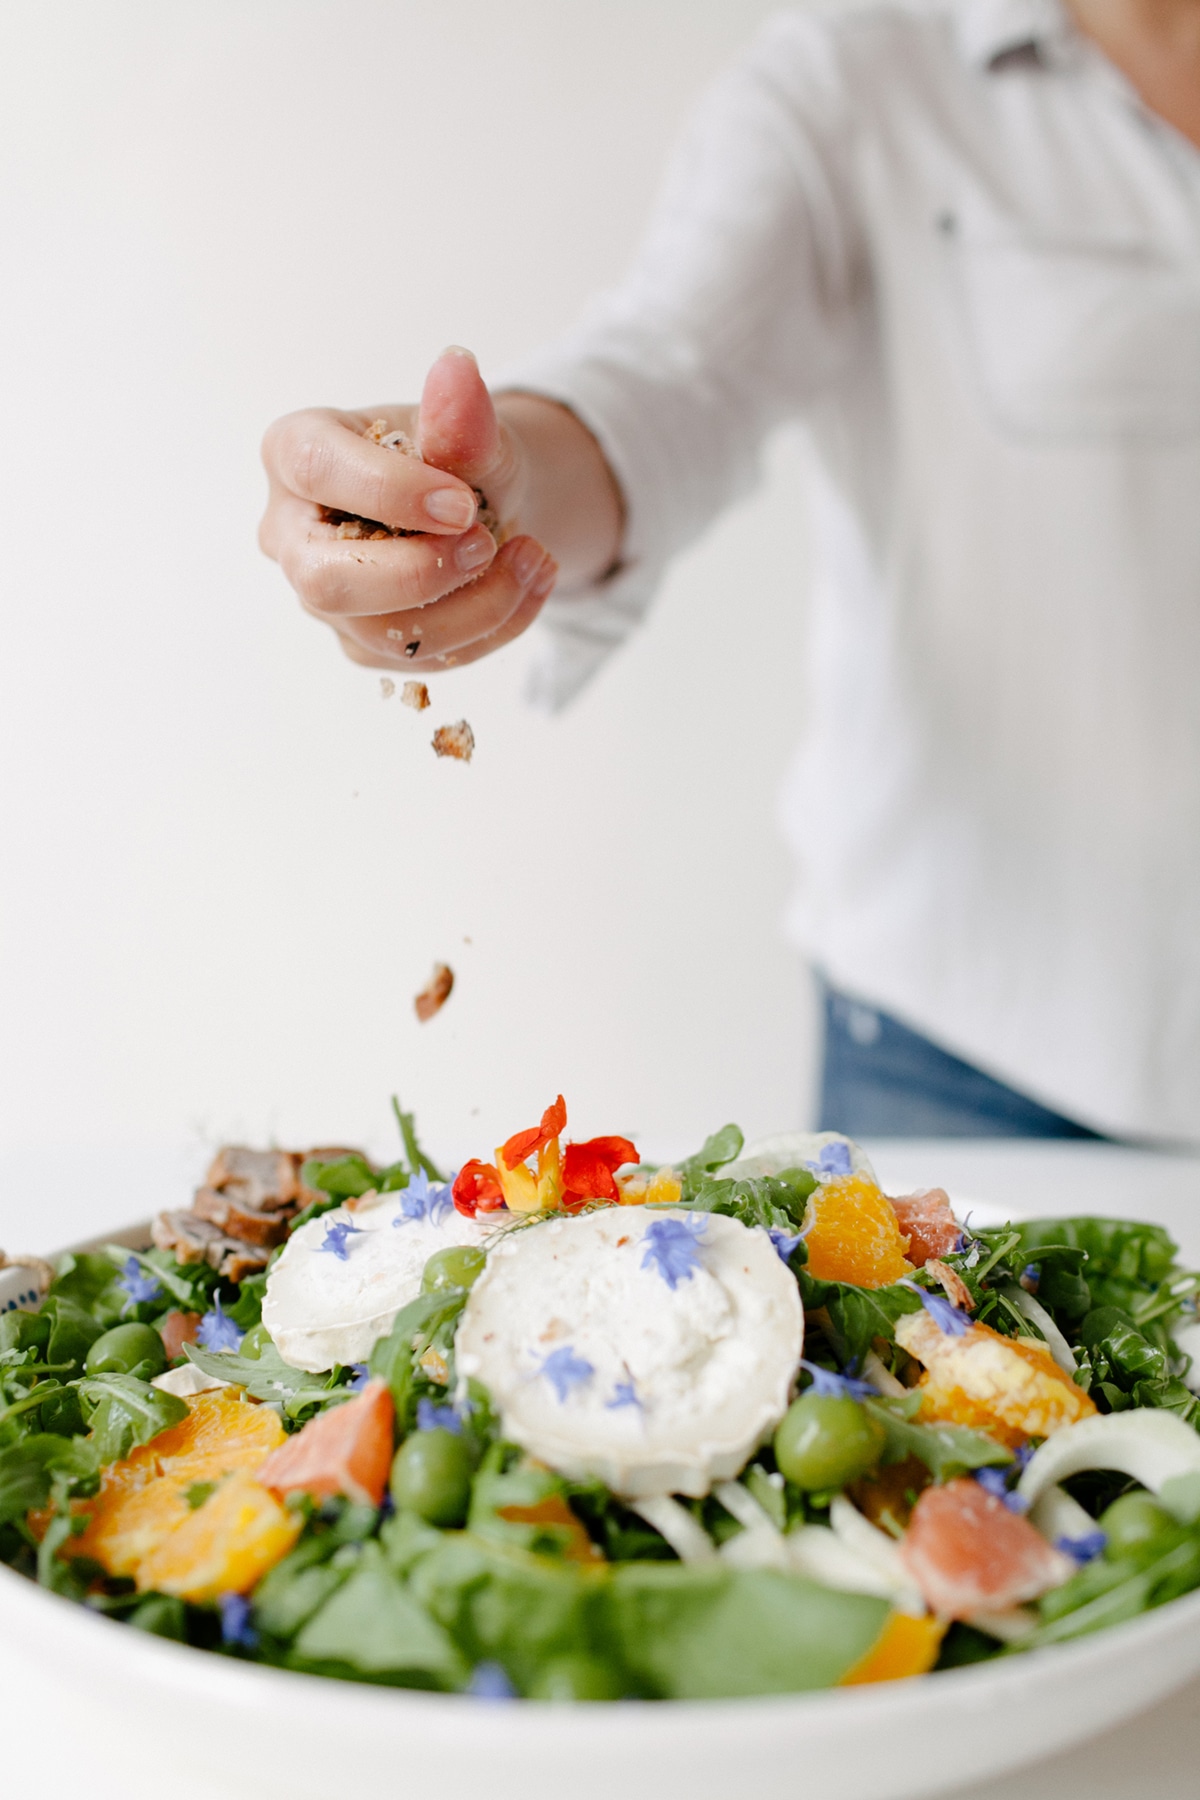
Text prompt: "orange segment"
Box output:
[[67, 1389, 288, 1582], [137, 1469, 301, 1601], [496, 1494, 604, 1564], [894, 1311, 1095, 1448], [803, 1173, 915, 1288], [840, 1610, 946, 1684], [258, 1379, 394, 1508]]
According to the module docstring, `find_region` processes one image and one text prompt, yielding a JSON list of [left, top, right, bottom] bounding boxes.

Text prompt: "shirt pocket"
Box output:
[[955, 226, 1200, 439]]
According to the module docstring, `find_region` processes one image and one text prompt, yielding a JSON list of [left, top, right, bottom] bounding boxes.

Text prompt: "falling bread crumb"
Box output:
[[402, 681, 430, 711], [431, 720, 475, 762], [380, 678, 395, 699], [414, 963, 454, 1022]]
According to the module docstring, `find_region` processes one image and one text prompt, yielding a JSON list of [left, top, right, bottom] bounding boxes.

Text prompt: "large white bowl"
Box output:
[[3, 1211, 1200, 1800]]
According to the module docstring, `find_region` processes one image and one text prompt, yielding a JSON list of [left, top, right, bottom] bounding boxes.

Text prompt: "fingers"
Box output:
[[267, 490, 499, 618], [262, 406, 480, 535], [330, 535, 557, 670], [418, 348, 521, 499]]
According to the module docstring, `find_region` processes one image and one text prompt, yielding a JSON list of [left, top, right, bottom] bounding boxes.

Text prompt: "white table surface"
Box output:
[[3, 1136, 1200, 1800]]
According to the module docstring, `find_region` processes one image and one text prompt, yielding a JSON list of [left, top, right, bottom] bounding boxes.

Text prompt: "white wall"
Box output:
[[0, 0, 819, 1200]]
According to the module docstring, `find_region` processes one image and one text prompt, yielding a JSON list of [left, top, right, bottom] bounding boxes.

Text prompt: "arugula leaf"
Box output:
[[604, 1563, 887, 1698], [0, 1311, 51, 1359], [391, 1096, 445, 1183], [677, 1124, 744, 1198], [39, 1296, 105, 1376], [799, 1274, 922, 1368], [689, 1175, 804, 1234], [368, 1290, 468, 1417], [225, 1272, 267, 1332], [47, 1252, 123, 1311], [863, 1397, 1012, 1481], [76, 1375, 189, 1464], [291, 1541, 465, 1688], [298, 1155, 379, 1202], [184, 1343, 348, 1419], [0, 1433, 96, 1527], [1022, 1530, 1200, 1649]]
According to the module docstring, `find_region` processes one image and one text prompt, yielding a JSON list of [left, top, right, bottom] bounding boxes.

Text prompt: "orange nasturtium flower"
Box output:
[[561, 1137, 639, 1206], [452, 1159, 506, 1217]]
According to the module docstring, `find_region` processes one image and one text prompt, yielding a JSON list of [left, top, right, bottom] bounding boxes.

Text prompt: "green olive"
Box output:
[[84, 1322, 168, 1381], [390, 1428, 473, 1526], [1098, 1491, 1176, 1557], [528, 1654, 623, 1702], [773, 1393, 885, 1492], [421, 1245, 487, 1294], [239, 1323, 273, 1361]]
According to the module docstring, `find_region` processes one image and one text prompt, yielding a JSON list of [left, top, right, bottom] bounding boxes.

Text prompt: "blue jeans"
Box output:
[[817, 981, 1107, 1140]]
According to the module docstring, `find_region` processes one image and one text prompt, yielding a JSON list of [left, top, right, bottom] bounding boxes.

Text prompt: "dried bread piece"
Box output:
[[401, 680, 430, 711], [431, 720, 474, 762], [414, 963, 454, 1022]]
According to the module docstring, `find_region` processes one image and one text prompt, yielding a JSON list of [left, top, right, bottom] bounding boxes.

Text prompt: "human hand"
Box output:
[[259, 347, 558, 672]]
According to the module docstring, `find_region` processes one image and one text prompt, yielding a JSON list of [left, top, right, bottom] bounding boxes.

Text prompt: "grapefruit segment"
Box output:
[[888, 1190, 961, 1267], [900, 1478, 1075, 1618], [258, 1378, 394, 1507]]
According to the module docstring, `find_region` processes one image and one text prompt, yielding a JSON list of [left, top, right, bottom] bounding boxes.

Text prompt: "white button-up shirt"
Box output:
[[504, 0, 1200, 1139]]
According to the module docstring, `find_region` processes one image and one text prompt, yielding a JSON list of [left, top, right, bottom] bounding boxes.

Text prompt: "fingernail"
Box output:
[[425, 487, 477, 529], [511, 539, 545, 588], [456, 528, 495, 573], [440, 345, 477, 363], [529, 555, 558, 601]]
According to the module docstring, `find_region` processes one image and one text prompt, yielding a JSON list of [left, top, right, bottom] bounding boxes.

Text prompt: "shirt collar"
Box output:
[[953, 0, 1077, 70]]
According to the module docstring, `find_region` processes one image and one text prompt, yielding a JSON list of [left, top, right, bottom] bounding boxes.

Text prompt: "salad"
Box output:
[[4, 1097, 1200, 1702]]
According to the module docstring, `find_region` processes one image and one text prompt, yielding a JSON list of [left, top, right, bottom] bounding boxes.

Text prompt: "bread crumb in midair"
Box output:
[[380, 677, 395, 699], [401, 681, 430, 711], [414, 963, 454, 1022], [432, 720, 475, 762]]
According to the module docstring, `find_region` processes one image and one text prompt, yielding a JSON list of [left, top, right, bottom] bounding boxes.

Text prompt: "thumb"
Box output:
[[417, 347, 508, 490]]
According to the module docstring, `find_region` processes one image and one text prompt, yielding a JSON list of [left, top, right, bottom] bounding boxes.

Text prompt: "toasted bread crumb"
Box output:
[[431, 720, 475, 762], [414, 962, 454, 1022], [380, 677, 395, 699], [402, 680, 430, 711]]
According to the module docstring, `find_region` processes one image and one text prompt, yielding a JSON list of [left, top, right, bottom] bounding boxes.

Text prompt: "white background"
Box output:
[[0, 0, 822, 1196]]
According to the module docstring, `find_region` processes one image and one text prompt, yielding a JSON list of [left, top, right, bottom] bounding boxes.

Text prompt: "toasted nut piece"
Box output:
[[414, 962, 455, 1022], [926, 1258, 975, 1312], [431, 720, 474, 762]]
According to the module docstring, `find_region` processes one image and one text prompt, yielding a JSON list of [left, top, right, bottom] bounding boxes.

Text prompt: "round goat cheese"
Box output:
[[262, 1181, 492, 1373], [454, 1207, 804, 1499], [722, 1130, 876, 1186]]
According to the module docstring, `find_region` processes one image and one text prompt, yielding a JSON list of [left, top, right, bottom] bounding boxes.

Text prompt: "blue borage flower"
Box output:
[[538, 1345, 595, 1403], [416, 1396, 466, 1434], [317, 1219, 363, 1261], [1057, 1530, 1107, 1564], [800, 1359, 877, 1401], [1020, 1263, 1041, 1294], [768, 1227, 806, 1266], [916, 1286, 972, 1337], [218, 1592, 258, 1651], [805, 1141, 852, 1178], [467, 1660, 517, 1700], [116, 1254, 163, 1312], [196, 1294, 244, 1354], [606, 1377, 641, 1411], [972, 1466, 1030, 1512], [392, 1167, 456, 1228], [641, 1215, 707, 1289], [348, 1362, 371, 1392]]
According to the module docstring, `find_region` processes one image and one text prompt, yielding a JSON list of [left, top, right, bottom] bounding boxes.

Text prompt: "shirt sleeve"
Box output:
[[496, 9, 868, 708]]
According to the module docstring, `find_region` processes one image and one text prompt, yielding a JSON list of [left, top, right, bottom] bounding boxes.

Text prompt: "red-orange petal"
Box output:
[[562, 1136, 639, 1202], [501, 1095, 568, 1170], [453, 1159, 504, 1216]]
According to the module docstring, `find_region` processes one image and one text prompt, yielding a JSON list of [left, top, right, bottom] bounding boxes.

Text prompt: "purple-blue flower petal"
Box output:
[[918, 1287, 972, 1337], [467, 1661, 517, 1700], [117, 1255, 163, 1311], [317, 1219, 363, 1261], [641, 1216, 707, 1289], [195, 1295, 244, 1354], [538, 1345, 595, 1402], [605, 1378, 641, 1411], [972, 1465, 1028, 1512], [218, 1592, 258, 1650], [806, 1141, 853, 1178], [416, 1396, 464, 1434], [768, 1227, 806, 1266], [1057, 1530, 1107, 1563], [800, 1358, 877, 1401]]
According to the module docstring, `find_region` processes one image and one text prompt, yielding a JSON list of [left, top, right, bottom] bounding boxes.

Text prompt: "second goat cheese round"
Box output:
[[454, 1207, 804, 1499], [262, 1181, 491, 1373]]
